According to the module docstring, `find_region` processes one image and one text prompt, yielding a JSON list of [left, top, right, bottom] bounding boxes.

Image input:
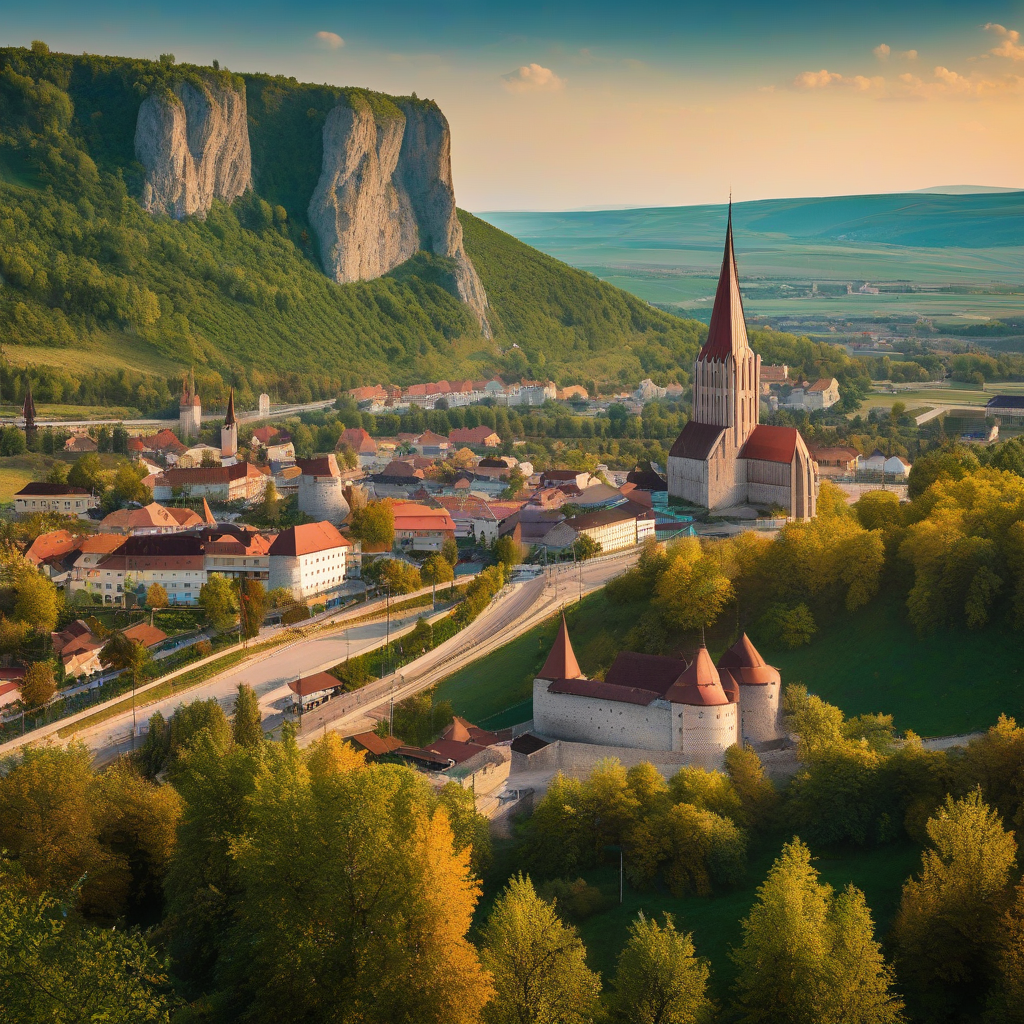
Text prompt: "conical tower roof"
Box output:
[[664, 645, 730, 706], [538, 613, 583, 681], [224, 388, 236, 426], [202, 498, 216, 526], [716, 633, 780, 686], [698, 202, 751, 363]]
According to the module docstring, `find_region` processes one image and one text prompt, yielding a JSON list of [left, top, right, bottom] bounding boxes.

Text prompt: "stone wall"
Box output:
[[517, 738, 690, 780], [298, 475, 350, 524], [533, 679, 673, 751], [739, 682, 782, 746], [268, 554, 302, 599], [679, 701, 739, 769]]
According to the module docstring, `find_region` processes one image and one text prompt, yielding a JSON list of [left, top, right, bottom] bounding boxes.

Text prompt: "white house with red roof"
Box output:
[[391, 503, 456, 553], [666, 208, 816, 520], [268, 522, 351, 600], [531, 616, 785, 769]]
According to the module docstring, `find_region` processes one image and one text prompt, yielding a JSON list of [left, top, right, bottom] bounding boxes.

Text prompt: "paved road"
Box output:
[[22, 399, 336, 429]]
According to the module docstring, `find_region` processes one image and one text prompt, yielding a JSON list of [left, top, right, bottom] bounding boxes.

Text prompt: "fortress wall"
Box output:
[[739, 682, 782, 746], [679, 701, 739, 770]]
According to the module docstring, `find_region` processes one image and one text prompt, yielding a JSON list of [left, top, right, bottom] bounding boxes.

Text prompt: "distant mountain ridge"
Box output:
[[483, 190, 1024, 251]]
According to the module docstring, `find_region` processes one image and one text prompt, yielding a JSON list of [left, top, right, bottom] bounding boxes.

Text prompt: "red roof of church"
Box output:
[[664, 646, 732, 706], [698, 204, 751, 363], [538, 613, 583, 681], [739, 425, 800, 464]]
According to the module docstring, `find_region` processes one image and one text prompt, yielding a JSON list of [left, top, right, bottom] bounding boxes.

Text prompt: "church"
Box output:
[[667, 209, 816, 520]]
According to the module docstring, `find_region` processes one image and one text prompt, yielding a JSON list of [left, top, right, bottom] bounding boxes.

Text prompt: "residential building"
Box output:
[[391, 503, 457, 552], [14, 483, 97, 516], [338, 427, 379, 465], [540, 501, 655, 553], [804, 378, 841, 410], [540, 470, 595, 491], [414, 431, 452, 458], [152, 462, 269, 503], [69, 535, 126, 599], [86, 535, 207, 605], [760, 364, 789, 386], [178, 443, 223, 469], [24, 529, 80, 568], [251, 425, 290, 448], [666, 211, 816, 520], [268, 522, 351, 600], [138, 428, 187, 462], [288, 671, 343, 711], [203, 527, 273, 581], [99, 501, 203, 535], [806, 445, 860, 478], [448, 425, 501, 447], [64, 434, 98, 453], [857, 449, 887, 474], [52, 620, 104, 677]]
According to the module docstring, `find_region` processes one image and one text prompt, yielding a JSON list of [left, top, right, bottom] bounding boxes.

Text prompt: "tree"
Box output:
[[146, 583, 169, 609], [422, 552, 455, 606], [0, 863, 173, 1024], [351, 499, 395, 549], [609, 912, 711, 1024], [12, 569, 60, 634], [493, 535, 524, 568], [571, 533, 602, 562], [20, 661, 56, 709], [500, 466, 526, 499], [442, 536, 459, 567], [731, 838, 903, 1024], [755, 603, 817, 649], [232, 683, 263, 748], [892, 790, 1016, 1018], [46, 460, 69, 485], [110, 461, 150, 505], [67, 452, 104, 492], [200, 448, 219, 468], [0, 616, 31, 658], [99, 632, 152, 739], [239, 578, 269, 640], [991, 880, 1024, 1023], [199, 573, 239, 631], [654, 540, 733, 630], [481, 873, 602, 1024], [782, 683, 844, 757], [724, 744, 779, 831]]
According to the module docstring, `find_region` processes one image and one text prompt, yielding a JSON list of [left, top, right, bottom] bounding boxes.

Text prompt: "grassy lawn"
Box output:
[[0, 464, 41, 503], [435, 587, 1022, 737], [570, 838, 920, 1000]]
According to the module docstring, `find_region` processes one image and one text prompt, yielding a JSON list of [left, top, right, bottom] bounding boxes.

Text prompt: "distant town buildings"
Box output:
[[14, 483, 97, 517]]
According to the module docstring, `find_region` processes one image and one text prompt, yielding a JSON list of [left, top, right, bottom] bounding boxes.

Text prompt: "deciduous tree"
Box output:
[[232, 683, 263, 748], [20, 661, 56, 709]]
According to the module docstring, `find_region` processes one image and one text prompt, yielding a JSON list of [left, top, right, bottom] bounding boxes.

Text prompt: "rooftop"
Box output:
[[269, 521, 350, 557]]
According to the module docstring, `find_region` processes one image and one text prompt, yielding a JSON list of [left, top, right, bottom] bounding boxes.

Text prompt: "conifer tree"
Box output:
[[731, 838, 903, 1024], [481, 873, 601, 1024], [232, 683, 263, 748], [609, 912, 711, 1024]]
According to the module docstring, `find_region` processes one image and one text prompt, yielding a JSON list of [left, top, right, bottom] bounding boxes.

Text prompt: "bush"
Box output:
[[537, 877, 610, 923]]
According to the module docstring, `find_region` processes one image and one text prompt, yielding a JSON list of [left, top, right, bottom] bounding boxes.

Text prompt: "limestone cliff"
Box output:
[[136, 78, 252, 219], [308, 96, 491, 335]]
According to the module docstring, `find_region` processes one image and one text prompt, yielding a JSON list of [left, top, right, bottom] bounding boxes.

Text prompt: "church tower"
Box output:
[[21, 386, 36, 447], [221, 388, 238, 462], [691, 203, 760, 451], [179, 368, 201, 439]]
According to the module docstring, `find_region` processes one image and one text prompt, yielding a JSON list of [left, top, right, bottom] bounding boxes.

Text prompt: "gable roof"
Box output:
[[669, 421, 726, 461], [698, 204, 750, 363], [25, 529, 79, 565], [548, 677, 661, 706], [288, 672, 340, 697], [15, 482, 91, 497], [808, 378, 837, 392], [739, 424, 799, 464], [269, 521, 350, 557], [538, 613, 583, 681], [605, 651, 689, 697]]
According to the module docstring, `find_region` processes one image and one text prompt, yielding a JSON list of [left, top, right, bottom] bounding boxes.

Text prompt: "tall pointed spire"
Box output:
[[538, 613, 583, 681], [224, 388, 236, 426], [698, 199, 750, 362]]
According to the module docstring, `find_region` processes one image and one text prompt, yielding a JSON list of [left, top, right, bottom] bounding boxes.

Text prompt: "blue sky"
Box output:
[[3, 2, 1023, 208]]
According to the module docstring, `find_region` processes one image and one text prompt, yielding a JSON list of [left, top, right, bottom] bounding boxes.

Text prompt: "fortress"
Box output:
[[531, 616, 785, 770], [667, 208, 816, 520]]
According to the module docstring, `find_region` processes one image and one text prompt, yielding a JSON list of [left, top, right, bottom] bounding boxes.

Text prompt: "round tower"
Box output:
[[297, 454, 350, 524], [717, 633, 783, 746], [179, 368, 201, 439], [664, 646, 739, 770]]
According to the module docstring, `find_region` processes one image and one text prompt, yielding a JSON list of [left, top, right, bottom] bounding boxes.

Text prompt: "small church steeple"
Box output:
[[221, 387, 238, 461], [22, 385, 36, 446]]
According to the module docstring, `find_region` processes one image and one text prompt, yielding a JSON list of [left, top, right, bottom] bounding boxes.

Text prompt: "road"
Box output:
[[25, 399, 336, 429], [70, 546, 640, 763]]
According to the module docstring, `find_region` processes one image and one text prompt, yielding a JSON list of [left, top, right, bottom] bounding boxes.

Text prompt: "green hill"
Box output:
[[0, 45, 703, 414]]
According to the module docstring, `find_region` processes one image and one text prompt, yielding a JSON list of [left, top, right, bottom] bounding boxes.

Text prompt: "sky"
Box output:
[[3, 1, 1023, 210]]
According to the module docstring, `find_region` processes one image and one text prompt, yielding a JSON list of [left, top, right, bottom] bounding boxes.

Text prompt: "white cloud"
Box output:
[[874, 43, 891, 59], [899, 49, 919, 60], [792, 69, 883, 91], [501, 63, 565, 93], [314, 31, 344, 50], [985, 22, 1024, 60]]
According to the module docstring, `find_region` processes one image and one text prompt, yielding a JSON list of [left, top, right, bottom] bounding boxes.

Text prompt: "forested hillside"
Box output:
[[0, 45, 704, 414]]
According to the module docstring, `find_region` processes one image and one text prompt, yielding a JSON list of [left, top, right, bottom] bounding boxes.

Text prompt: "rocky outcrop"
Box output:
[[309, 96, 491, 335], [136, 78, 252, 219]]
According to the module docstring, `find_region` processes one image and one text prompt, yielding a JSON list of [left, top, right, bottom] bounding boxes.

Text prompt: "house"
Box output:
[[857, 449, 887, 474], [251, 425, 288, 448], [760, 364, 789, 386], [350, 732, 403, 758], [540, 470, 595, 491], [414, 431, 451, 459], [806, 445, 860, 478], [376, 460, 426, 485], [449, 425, 501, 448], [152, 462, 269, 503], [531, 618, 785, 770], [432, 496, 524, 544], [69, 535, 127, 598], [338, 427, 378, 465], [99, 501, 203, 535], [178, 443, 223, 469], [64, 434, 98, 453], [24, 529, 80, 568], [391, 503, 457, 553], [268, 522, 351, 600], [557, 385, 589, 402], [0, 677, 23, 709], [349, 385, 389, 404], [288, 671, 343, 711], [139, 428, 187, 461], [121, 622, 168, 650], [540, 501, 656, 553], [666, 213, 815, 520], [14, 483, 97, 516], [804, 378, 841, 410], [203, 527, 274, 581], [395, 717, 502, 771], [87, 534, 208, 606], [51, 619, 105, 677]]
